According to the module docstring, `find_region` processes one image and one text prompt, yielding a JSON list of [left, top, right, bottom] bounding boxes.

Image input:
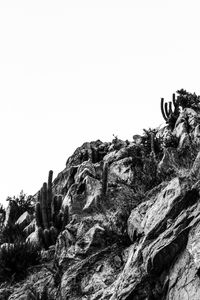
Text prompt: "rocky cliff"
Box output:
[[2, 90, 200, 299]]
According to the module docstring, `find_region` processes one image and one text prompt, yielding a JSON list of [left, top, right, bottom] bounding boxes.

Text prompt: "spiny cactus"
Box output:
[[101, 162, 108, 198], [35, 170, 69, 249], [150, 132, 156, 159], [160, 93, 180, 128]]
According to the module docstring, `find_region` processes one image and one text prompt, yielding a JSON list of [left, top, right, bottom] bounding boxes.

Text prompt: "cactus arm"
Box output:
[[168, 102, 173, 115], [43, 229, 51, 249], [47, 170, 53, 225], [50, 226, 58, 244], [41, 183, 49, 229], [102, 162, 108, 197], [35, 202, 43, 228], [161, 98, 168, 121], [164, 102, 170, 119], [150, 132, 155, 158], [51, 195, 57, 226], [172, 93, 176, 107]]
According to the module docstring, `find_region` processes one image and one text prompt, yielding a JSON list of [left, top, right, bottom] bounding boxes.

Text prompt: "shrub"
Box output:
[[176, 89, 200, 110], [0, 205, 5, 224], [0, 223, 26, 245], [128, 129, 163, 193], [111, 135, 125, 151], [140, 128, 163, 158], [0, 241, 41, 283], [6, 190, 34, 216]]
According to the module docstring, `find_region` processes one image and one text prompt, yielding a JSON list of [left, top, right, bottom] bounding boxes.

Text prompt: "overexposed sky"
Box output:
[[0, 0, 200, 205]]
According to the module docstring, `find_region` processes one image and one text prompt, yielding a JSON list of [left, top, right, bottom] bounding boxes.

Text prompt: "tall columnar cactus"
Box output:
[[35, 170, 54, 229], [160, 93, 180, 128], [101, 162, 108, 198], [35, 170, 69, 249]]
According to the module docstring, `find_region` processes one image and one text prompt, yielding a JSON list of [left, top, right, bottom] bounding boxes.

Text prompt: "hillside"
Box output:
[[1, 89, 200, 299]]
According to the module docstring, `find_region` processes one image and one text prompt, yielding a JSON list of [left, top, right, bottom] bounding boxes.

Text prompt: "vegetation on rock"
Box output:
[[0, 223, 26, 244], [160, 90, 200, 129], [0, 241, 41, 283], [1, 89, 200, 299]]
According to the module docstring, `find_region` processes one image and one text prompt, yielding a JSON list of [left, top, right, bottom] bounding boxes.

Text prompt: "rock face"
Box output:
[[5, 92, 200, 299], [52, 140, 200, 299]]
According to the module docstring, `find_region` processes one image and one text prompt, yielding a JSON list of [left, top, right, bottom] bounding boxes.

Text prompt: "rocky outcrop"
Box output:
[[4, 91, 200, 300]]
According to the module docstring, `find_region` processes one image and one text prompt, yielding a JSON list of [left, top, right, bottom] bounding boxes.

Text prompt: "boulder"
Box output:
[[75, 224, 105, 255], [15, 211, 33, 229], [127, 201, 150, 242], [157, 148, 179, 175], [75, 160, 96, 183], [82, 176, 102, 212], [109, 157, 133, 185]]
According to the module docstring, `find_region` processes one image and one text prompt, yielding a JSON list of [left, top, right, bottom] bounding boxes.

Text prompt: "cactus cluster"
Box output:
[[35, 170, 69, 249], [160, 93, 180, 129]]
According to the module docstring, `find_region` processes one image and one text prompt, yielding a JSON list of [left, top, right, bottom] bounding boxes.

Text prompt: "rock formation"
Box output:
[[1, 90, 200, 299]]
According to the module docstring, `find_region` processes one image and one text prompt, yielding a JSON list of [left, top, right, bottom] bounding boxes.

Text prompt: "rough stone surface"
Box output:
[[5, 99, 200, 299], [15, 211, 33, 229]]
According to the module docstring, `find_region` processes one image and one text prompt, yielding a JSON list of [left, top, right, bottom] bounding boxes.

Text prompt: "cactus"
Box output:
[[51, 195, 62, 227], [37, 226, 57, 249], [47, 170, 53, 224], [35, 170, 61, 229], [49, 226, 58, 244], [35, 170, 70, 249], [43, 229, 51, 248], [160, 93, 180, 128], [150, 132, 156, 159], [35, 202, 42, 228], [101, 162, 108, 198], [41, 183, 49, 228]]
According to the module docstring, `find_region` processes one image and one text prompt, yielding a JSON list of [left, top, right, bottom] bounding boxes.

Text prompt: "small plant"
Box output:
[[112, 134, 125, 150], [0, 241, 41, 283], [140, 128, 163, 158]]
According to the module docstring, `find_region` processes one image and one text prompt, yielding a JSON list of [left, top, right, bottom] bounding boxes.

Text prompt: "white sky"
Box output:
[[1, 0, 200, 205]]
